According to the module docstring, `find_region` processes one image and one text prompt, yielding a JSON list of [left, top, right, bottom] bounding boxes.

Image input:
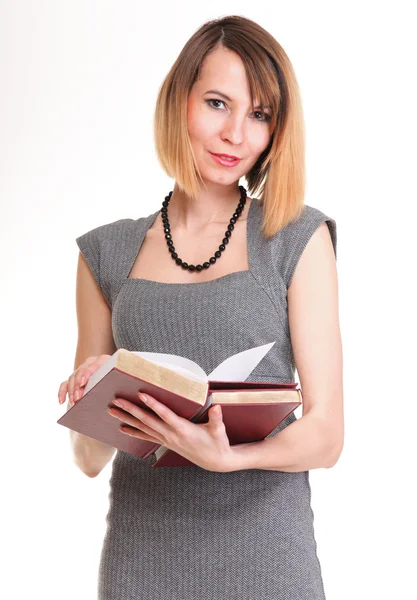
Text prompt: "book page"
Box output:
[[207, 341, 276, 381], [131, 351, 208, 382], [82, 343, 277, 397]]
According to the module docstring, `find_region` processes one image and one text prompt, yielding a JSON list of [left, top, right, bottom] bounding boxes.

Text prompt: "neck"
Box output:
[[165, 182, 245, 231]]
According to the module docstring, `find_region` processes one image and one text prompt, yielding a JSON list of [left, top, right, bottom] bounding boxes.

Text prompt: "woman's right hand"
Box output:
[[58, 354, 112, 407]]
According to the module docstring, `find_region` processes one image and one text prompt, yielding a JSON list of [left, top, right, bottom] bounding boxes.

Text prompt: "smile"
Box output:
[[209, 152, 241, 167]]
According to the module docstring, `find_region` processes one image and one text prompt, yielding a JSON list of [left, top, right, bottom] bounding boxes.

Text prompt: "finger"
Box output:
[[67, 373, 77, 405], [58, 381, 68, 405], [211, 405, 222, 419], [119, 424, 161, 443], [76, 355, 110, 389], [214, 406, 226, 428], [108, 407, 164, 440], [85, 356, 100, 365], [137, 393, 183, 429], [112, 399, 173, 439], [72, 356, 103, 404], [76, 356, 100, 385]]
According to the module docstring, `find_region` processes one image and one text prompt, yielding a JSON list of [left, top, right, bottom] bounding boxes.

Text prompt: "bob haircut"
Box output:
[[154, 15, 306, 239]]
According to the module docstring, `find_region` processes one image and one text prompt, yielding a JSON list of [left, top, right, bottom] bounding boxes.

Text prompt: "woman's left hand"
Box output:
[[107, 392, 236, 472]]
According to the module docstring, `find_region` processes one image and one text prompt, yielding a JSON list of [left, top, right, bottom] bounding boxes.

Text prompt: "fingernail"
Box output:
[[80, 376, 85, 386]]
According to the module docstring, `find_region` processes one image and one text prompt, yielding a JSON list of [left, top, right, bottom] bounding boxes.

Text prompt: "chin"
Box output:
[[200, 165, 244, 184]]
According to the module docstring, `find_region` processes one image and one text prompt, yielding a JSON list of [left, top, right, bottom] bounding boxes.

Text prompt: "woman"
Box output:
[[58, 15, 343, 600]]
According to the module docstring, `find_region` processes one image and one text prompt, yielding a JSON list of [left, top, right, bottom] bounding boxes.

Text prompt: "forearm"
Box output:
[[69, 399, 116, 477], [226, 411, 339, 473], [70, 430, 116, 477]]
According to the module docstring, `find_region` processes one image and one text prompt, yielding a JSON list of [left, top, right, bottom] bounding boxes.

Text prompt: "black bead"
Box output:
[[227, 223, 234, 231], [203, 262, 210, 269], [196, 265, 203, 271], [165, 233, 172, 240], [225, 230, 231, 238], [163, 227, 170, 234], [219, 244, 225, 251], [209, 257, 216, 264], [182, 262, 189, 269], [175, 258, 182, 265], [171, 252, 178, 259], [188, 265, 196, 271], [223, 238, 229, 244], [214, 250, 221, 258]]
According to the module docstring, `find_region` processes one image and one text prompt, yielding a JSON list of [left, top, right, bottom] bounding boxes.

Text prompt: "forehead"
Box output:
[[195, 47, 251, 95]]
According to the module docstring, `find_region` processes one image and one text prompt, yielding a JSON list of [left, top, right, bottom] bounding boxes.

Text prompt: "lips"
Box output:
[[209, 152, 241, 167], [210, 152, 240, 160]]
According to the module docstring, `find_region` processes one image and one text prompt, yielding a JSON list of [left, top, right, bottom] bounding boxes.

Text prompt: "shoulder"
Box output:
[[76, 217, 138, 247], [279, 204, 336, 238], [270, 204, 338, 289], [75, 212, 156, 254], [74, 215, 152, 308]]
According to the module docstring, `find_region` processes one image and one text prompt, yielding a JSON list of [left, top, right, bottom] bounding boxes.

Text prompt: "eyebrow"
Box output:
[[204, 89, 271, 110]]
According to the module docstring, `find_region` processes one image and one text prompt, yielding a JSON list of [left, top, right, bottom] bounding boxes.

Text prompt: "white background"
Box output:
[[1, 2, 416, 599]]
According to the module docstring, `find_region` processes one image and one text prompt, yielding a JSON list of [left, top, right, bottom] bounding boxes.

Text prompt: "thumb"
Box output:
[[210, 405, 222, 421]]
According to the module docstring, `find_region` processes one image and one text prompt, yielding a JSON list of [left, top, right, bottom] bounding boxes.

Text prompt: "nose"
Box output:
[[220, 114, 245, 146]]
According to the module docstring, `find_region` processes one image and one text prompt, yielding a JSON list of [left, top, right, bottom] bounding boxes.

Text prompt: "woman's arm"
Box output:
[[227, 222, 344, 472], [69, 252, 118, 477]]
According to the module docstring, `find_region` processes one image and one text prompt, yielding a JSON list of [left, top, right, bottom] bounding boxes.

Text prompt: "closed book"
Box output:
[[57, 341, 301, 464]]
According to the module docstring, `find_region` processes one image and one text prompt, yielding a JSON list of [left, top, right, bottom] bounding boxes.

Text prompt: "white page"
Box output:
[[207, 340, 276, 381], [131, 351, 208, 381], [75, 342, 276, 400]]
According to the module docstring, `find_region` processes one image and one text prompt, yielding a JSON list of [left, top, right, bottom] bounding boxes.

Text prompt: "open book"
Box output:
[[57, 341, 302, 467]]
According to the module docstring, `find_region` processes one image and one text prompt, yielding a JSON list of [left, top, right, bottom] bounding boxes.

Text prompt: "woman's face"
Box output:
[[187, 46, 272, 186]]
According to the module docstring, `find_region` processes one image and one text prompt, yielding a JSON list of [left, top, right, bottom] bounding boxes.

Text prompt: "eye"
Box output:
[[253, 111, 271, 122], [205, 99, 227, 110]]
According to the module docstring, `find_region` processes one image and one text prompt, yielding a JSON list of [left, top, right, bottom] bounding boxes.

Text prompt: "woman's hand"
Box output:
[[108, 392, 236, 473], [58, 354, 112, 407]]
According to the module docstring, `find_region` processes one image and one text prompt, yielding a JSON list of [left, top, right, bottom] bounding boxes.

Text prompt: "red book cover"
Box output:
[[57, 366, 208, 459], [152, 382, 302, 467]]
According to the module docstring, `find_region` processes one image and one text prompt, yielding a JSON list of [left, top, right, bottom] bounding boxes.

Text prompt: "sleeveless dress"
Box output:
[[75, 197, 337, 600]]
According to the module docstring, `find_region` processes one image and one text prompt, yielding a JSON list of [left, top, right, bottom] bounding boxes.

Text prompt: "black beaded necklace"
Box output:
[[161, 185, 248, 273]]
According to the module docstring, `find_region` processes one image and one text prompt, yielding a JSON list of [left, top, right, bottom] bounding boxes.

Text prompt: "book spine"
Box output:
[[189, 391, 212, 422]]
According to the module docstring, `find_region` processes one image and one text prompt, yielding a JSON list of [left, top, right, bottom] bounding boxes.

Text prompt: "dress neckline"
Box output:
[[125, 196, 258, 288]]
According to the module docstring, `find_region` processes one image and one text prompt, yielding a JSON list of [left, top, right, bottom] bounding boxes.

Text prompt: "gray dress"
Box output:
[[76, 197, 337, 600]]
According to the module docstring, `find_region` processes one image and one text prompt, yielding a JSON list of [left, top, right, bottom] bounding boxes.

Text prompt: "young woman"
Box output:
[[58, 15, 343, 600]]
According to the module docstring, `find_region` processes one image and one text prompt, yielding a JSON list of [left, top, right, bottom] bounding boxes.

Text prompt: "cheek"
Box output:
[[187, 100, 216, 141], [250, 127, 272, 155]]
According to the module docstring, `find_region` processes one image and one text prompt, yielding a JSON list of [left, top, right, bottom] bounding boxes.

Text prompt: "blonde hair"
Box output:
[[153, 15, 306, 239]]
